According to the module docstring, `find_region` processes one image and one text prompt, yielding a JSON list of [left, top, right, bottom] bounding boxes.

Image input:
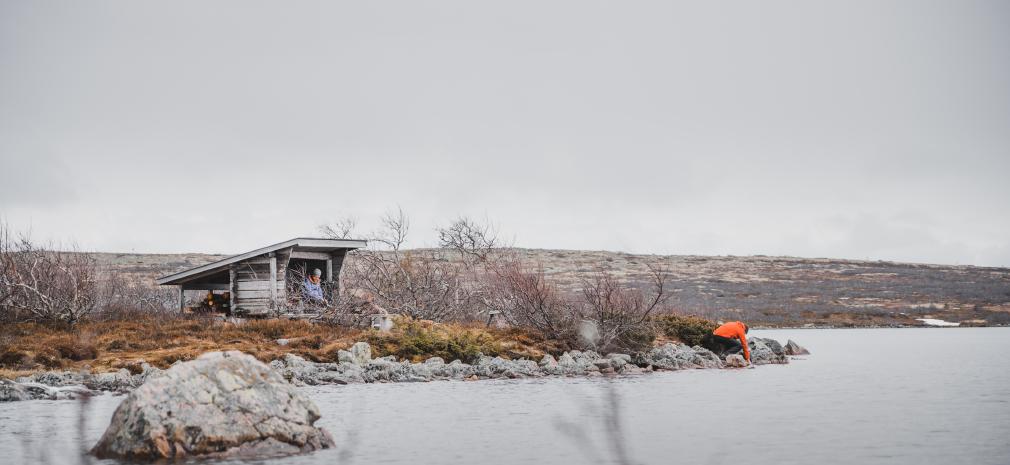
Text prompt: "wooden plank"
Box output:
[[181, 283, 229, 291], [178, 287, 185, 312], [291, 251, 332, 260], [241, 257, 273, 265], [269, 256, 278, 308], [325, 259, 333, 282], [237, 290, 274, 299], [236, 265, 271, 273], [236, 281, 285, 291]]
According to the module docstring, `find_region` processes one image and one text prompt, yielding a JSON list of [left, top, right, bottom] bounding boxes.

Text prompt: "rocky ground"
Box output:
[[0, 337, 799, 402]]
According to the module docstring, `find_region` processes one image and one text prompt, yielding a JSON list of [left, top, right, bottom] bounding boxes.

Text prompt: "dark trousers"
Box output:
[[702, 333, 743, 356]]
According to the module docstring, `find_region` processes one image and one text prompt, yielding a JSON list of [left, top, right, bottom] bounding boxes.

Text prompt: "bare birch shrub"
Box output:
[[0, 226, 99, 326], [577, 265, 670, 352], [321, 210, 668, 351], [0, 225, 14, 313], [437, 215, 500, 264], [321, 208, 482, 321], [484, 253, 577, 341], [92, 270, 179, 321]]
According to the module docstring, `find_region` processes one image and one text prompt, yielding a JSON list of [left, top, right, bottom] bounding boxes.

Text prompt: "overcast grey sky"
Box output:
[[1, 1, 1008, 266]]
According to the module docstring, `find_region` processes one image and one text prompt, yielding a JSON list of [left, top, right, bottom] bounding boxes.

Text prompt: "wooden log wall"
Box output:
[[232, 248, 292, 316]]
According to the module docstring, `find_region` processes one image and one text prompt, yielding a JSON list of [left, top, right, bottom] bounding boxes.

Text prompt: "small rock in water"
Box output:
[[91, 351, 333, 460], [784, 339, 810, 355]]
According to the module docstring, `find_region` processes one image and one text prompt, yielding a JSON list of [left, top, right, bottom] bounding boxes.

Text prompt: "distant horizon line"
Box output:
[[84, 246, 1010, 271]]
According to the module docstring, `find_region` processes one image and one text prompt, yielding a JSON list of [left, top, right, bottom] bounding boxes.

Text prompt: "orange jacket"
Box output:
[[713, 321, 750, 361]]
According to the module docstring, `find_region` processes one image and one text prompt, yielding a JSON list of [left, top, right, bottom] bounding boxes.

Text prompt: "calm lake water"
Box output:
[[2, 328, 1009, 465]]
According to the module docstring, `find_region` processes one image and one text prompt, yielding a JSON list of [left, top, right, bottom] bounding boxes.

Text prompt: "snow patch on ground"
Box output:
[[916, 318, 960, 327]]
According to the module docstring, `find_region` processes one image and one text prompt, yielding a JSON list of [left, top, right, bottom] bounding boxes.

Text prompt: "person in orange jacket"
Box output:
[[702, 321, 751, 363]]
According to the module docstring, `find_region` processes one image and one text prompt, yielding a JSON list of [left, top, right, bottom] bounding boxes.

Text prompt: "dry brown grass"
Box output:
[[0, 315, 559, 375]]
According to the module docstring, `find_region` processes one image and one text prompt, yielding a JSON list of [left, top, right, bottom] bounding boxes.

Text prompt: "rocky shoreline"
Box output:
[[1, 337, 802, 402]]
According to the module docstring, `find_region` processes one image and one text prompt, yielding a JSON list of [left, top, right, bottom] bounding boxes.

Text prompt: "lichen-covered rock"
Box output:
[[637, 343, 701, 370], [0, 379, 30, 402], [725, 354, 748, 368], [474, 355, 516, 378], [337, 350, 354, 364], [606, 353, 631, 368], [690, 346, 724, 369], [749, 338, 789, 365], [511, 359, 542, 377], [271, 354, 320, 385], [555, 353, 584, 375], [91, 351, 333, 460], [2, 377, 93, 401], [784, 340, 810, 355], [349, 342, 372, 365], [19, 370, 89, 387], [85, 368, 135, 393], [441, 360, 475, 380], [408, 362, 434, 381]]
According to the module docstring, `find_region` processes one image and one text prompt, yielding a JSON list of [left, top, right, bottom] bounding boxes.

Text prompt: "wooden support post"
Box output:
[[269, 255, 278, 310], [325, 258, 336, 305], [229, 266, 236, 314], [178, 287, 185, 312]]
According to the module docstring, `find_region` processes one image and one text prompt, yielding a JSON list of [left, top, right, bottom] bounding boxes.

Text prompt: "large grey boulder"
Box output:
[[91, 351, 333, 460]]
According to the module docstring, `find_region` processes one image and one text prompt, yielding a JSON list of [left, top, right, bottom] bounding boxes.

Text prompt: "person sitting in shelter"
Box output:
[[302, 268, 325, 304], [701, 321, 751, 363]]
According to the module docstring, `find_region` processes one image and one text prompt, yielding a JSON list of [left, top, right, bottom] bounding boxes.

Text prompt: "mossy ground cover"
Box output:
[[0, 315, 563, 378], [653, 314, 719, 347]]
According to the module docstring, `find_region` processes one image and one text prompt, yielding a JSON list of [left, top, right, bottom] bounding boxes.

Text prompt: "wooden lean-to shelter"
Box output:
[[157, 237, 366, 317]]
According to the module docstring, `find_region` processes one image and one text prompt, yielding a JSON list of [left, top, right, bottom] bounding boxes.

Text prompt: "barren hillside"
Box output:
[[96, 249, 1010, 327]]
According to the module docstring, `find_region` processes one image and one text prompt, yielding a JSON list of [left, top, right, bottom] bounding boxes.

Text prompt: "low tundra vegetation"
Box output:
[[0, 214, 725, 379], [0, 315, 566, 377], [654, 314, 719, 347], [0, 312, 720, 378]]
